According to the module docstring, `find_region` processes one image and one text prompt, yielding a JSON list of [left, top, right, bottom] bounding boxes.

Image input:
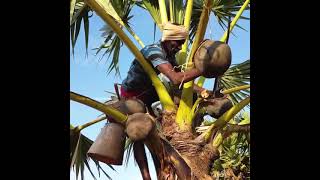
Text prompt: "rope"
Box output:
[[172, 61, 194, 89]]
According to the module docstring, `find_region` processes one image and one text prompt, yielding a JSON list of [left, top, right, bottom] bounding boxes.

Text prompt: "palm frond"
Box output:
[[189, 0, 249, 42], [94, 0, 135, 76], [70, 125, 114, 180], [168, 0, 184, 24], [220, 59, 250, 105], [210, 121, 250, 178], [135, 0, 162, 28], [71, 0, 139, 75], [70, 0, 77, 24], [123, 138, 135, 167], [237, 111, 250, 125], [70, 0, 91, 56]]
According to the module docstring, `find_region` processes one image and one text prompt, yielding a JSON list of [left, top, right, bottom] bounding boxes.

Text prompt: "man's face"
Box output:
[[167, 39, 185, 55]]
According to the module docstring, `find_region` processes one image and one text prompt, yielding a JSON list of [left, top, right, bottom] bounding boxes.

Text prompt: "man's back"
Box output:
[[121, 42, 176, 92]]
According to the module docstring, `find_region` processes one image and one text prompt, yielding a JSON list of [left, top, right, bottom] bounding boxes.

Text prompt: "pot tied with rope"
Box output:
[[194, 39, 232, 78]]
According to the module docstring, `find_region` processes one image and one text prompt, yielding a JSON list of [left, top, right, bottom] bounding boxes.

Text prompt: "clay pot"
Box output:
[[87, 123, 126, 165], [194, 40, 232, 78]]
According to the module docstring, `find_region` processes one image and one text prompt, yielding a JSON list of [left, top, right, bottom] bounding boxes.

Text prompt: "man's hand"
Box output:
[[200, 89, 214, 99], [157, 63, 202, 86], [200, 87, 224, 99]]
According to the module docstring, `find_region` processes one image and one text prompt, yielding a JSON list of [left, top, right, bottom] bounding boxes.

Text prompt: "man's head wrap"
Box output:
[[161, 22, 188, 42]]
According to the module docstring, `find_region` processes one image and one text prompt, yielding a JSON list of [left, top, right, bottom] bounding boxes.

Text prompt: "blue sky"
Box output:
[[70, 5, 250, 180]]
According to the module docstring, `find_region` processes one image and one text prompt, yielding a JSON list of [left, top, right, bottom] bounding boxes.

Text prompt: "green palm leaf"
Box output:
[[168, 0, 184, 24], [123, 138, 135, 167], [189, 0, 249, 42], [70, 0, 77, 24], [135, 0, 162, 28], [210, 123, 250, 178], [70, 1, 91, 56], [70, 125, 115, 180], [94, 0, 135, 76], [220, 59, 250, 105], [136, 0, 162, 44], [70, 0, 135, 62]]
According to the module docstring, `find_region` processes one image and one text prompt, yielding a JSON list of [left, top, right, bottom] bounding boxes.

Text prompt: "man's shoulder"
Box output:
[[142, 42, 163, 54]]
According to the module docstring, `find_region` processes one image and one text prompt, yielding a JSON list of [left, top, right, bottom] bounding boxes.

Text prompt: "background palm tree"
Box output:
[[70, 0, 250, 179]]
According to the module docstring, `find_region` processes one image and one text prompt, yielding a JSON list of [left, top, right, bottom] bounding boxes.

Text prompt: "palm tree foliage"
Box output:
[[70, 0, 250, 179], [189, 0, 250, 43], [70, 125, 115, 180], [220, 59, 250, 105], [195, 112, 250, 179], [70, 0, 91, 55], [211, 132, 250, 179], [70, 0, 249, 75]]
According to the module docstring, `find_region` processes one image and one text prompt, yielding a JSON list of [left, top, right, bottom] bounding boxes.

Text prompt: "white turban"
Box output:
[[161, 22, 188, 42]]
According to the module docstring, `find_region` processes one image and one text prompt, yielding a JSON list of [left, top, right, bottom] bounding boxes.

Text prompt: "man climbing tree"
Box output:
[[120, 22, 211, 110], [118, 22, 214, 180], [70, 0, 250, 179]]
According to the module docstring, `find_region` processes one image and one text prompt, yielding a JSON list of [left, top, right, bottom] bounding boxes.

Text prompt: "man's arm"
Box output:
[[193, 84, 215, 98], [193, 84, 205, 94], [157, 63, 213, 97], [144, 45, 208, 93], [156, 63, 202, 86]]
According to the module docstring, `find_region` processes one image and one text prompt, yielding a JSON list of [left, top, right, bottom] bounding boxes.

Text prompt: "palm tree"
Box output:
[[70, 0, 250, 179]]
